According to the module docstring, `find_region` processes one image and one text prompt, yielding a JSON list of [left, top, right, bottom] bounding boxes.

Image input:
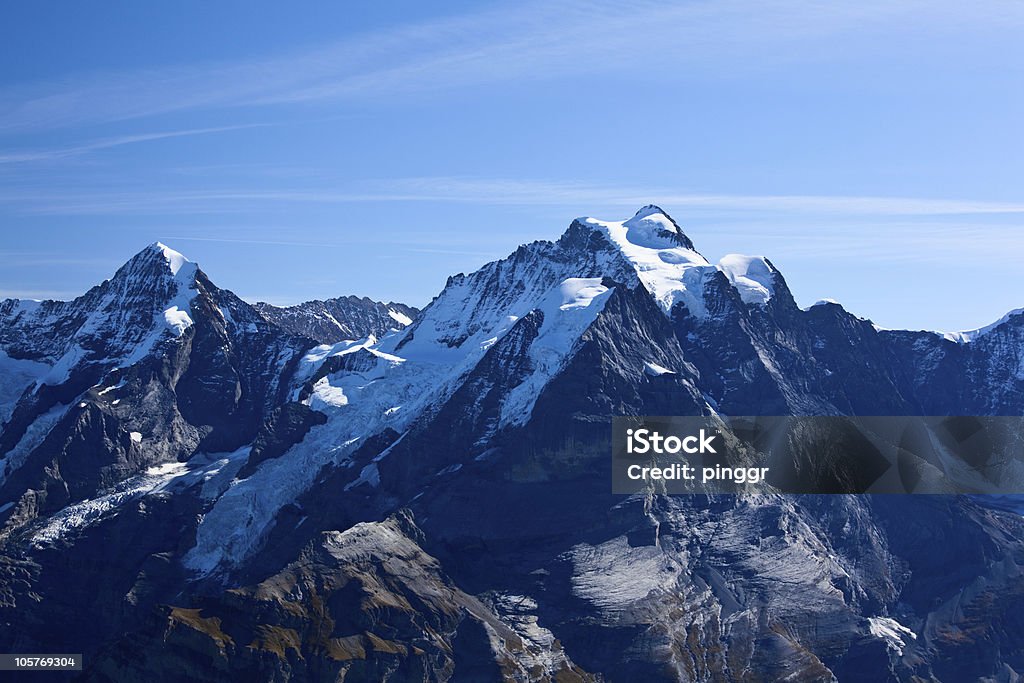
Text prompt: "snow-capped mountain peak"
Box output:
[[577, 207, 714, 317], [83, 243, 201, 350], [5, 211, 1024, 682], [623, 204, 696, 250], [0, 243, 203, 375], [119, 242, 197, 285], [151, 241, 191, 276]]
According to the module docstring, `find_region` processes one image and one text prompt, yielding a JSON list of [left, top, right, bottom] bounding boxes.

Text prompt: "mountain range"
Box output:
[[1, 206, 1023, 682], [253, 297, 418, 345]]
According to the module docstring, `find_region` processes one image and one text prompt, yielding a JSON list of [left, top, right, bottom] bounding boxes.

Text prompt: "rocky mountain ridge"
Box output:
[[1, 210, 1023, 681], [254, 296, 418, 345]]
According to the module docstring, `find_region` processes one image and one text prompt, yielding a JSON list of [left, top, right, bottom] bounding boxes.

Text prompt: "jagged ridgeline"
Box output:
[[1, 209, 1023, 682], [254, 297, 418, 346]]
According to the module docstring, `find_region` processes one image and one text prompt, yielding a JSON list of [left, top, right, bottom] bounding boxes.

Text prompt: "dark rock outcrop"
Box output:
[[255, 297, 418, 345]]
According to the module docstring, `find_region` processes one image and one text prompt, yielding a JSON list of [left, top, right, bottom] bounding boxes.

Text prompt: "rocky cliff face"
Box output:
[[254, 296, 418, 345], [0, 244, 310, 538], [1, 211, 1023, 682], [85, 511, 595, 683]]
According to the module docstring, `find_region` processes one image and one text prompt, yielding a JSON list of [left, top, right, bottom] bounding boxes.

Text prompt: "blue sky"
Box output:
[[1, 1, 1022, 331]]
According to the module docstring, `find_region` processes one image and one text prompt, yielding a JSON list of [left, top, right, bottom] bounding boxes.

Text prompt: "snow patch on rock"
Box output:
[[309, 376, 348, 409], [388, 308, 413, 326], [163, 306, 193, 336], [954, 308, 1024, 344], [0, 402, 69, 487], [644, 361, 675, 376], [0, 350, 48, 422], [31, 460, 188, 546], [868, 616, 916, 656], [499, 278, 612, 426], [717, 254, 776, 306]]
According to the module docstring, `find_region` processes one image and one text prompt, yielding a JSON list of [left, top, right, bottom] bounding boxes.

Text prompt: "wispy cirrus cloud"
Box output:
[[0, 250, 116, 268], [699, 220, 1024, 261], [356, 177, 1024, 216], [0, 288, 85, 300], [0, 123, 269, 164], [160, 234, 503, 259], [2, 0, 1013, 135], [4, 176, 1024, 218], [156, 235, 347, 249]]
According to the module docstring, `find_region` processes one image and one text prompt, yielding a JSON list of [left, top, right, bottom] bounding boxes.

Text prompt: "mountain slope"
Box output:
[[0, 243, 313, 537], [180, 207, 1024, 680], [88, 511, 596, 683], [254, 296, 418, 345], [1, 212, 1023, 681]]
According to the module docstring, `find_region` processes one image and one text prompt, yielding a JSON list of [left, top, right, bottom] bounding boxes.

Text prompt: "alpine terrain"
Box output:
[[254, 297, 418, 345], [1, 207, 1023, 682]]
